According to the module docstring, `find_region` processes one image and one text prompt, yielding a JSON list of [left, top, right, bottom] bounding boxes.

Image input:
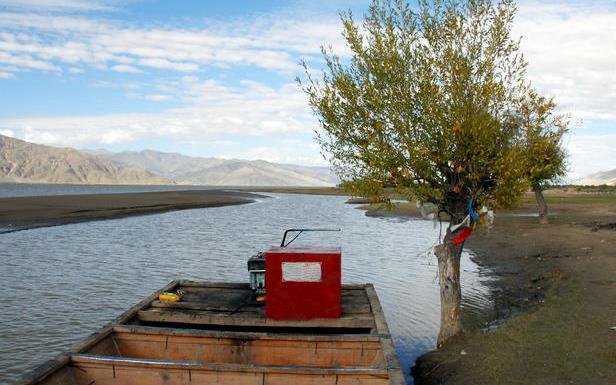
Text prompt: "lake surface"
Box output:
[[0, 189, 495, 384]]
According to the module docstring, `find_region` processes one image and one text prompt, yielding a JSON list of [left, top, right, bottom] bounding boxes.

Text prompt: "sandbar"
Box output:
[[0, 190, 266, 233]]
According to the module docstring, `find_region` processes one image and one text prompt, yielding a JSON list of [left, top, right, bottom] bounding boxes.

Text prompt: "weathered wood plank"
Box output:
[[69, 359, 391, 385], [365, 284, 405, 385], [178, 280, 251, 289], [137, 308, 376, 330], [112, 325, 382, 342], [150, 300, 372, 314], [180, 290, 252, 307], [108, 330, 382, 350], [71, 354, 390, 375], [178, 293, 369, 309], [365, 284, 389, 335], [67, 325, 114, 353], [111, 280, 179, 325], [178, 280, 367, 291], [88, 331, 384, 368], [179, 286, 368, 297], [150, 299, 261, 312]]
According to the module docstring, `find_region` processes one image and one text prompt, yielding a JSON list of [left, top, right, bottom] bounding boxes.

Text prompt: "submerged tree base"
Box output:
[[434, 238, 464, 347]]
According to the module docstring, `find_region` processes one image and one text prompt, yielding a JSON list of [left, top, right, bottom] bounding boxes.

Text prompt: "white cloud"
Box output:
[[0, 0, 116, 12], [100, 128, 133, 144], [0, 70, 15, 78], [111, 64, 141, 73], [137, 58, 198, 72], [0, 9, 344, 76], [142, 94, 172, 102], [0, 78, 317, 150], [0, 3, 346, 167], [0, 12, 109, 33], [0, 51, 61, 72], [565, 132, 616, 179], [236, 142, 325, 165], [515, 1, 616, 121], [512, 1, 616, 178], [90, 79, 141, 89]]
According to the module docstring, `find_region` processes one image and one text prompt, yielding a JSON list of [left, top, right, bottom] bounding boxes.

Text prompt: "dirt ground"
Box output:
[[0, 190, 262, 233], [368, 190, 616, 385]]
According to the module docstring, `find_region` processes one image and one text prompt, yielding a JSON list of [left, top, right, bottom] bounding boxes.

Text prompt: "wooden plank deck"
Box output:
[[132, 281, 378, 332]]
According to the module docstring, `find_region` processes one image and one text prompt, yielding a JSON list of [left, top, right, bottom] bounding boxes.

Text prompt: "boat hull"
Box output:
[[15, 281, 405, 385]]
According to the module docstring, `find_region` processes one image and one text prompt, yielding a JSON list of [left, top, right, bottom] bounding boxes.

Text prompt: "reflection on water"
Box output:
[[0, 192, 494, 384]]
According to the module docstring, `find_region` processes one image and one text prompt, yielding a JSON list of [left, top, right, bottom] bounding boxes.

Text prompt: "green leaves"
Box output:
[[518, 90, 569, 190], [300, 0, 568, 217]]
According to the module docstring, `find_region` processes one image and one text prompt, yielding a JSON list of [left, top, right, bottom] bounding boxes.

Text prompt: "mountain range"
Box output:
[[90, 149, 338, 186], [0, 134, 338, 186], [4, 133, 611, 187], [572, 168, 616, 186], [0, 134, 171, 185]]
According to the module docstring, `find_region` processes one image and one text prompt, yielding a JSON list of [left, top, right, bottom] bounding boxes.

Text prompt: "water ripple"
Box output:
[[0, 193, 494, 384]]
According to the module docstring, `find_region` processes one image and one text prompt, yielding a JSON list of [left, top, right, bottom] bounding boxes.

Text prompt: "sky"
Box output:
[[0, 0, 614, 180]]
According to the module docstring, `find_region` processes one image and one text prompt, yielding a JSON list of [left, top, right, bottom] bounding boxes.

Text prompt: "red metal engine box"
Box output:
[[265, 246, 341, 320]]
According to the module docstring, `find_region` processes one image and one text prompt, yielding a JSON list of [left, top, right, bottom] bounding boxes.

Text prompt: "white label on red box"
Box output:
[[281, 262, 322, 282]]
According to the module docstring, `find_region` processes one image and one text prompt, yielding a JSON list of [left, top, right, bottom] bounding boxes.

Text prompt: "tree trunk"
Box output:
[[534, 187, 548, 224], [434, 228, 464, 347]]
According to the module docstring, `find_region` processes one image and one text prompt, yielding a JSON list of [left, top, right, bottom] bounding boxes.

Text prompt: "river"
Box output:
[[0, 186, 494, 384]]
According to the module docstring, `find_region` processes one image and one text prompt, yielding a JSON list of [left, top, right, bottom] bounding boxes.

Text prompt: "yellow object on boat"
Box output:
[[159, 292, 182, 302]]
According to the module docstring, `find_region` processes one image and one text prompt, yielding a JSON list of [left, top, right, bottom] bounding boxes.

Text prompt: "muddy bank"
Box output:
[[359, 202, 423, 218], [0, 190, 265, 233], [358, 192, 616, 385]]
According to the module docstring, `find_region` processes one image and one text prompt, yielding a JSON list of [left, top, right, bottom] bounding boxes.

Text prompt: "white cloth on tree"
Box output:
[[449, 214, 470, 232]]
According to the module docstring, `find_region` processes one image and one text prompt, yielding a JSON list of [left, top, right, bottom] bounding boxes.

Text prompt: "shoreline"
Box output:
[[0, 190, 267, 233], [2, 187, 614, 383], [239, 186, 348, 196], [355, 192, 616, 385]]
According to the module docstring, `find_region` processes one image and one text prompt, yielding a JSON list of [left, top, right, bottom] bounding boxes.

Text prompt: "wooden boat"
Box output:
[[16, 280, 405, 385]]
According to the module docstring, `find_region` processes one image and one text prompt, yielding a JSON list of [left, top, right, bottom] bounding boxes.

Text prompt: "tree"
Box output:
[[300, 0, 555, 345], [519, 90, 568, 224]]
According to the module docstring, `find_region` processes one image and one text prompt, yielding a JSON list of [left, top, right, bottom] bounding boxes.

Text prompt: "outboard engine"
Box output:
[[247, 251, 266, 296]]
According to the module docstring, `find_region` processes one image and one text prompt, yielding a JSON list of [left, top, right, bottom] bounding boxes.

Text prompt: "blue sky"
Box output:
[[0, 0, 614, 179]]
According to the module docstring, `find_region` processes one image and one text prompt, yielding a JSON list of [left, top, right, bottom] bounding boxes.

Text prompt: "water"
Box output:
[[0, 191, 494, 384]]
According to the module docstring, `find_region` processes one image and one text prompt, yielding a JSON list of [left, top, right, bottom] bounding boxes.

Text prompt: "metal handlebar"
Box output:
[[280, 228, 341, 247]]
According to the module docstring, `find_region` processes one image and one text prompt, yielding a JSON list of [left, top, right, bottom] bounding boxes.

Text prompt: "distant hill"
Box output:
[[91, 149, 339, 187], [573, 169, 616, 186], [0, 135, 171, 185]]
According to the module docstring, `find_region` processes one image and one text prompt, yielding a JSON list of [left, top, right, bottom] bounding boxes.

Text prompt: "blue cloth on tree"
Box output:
[[467, 199, 479, 222]]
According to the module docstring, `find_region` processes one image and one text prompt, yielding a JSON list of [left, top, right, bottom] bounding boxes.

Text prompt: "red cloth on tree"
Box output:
[[452, 227, 473, 245]]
